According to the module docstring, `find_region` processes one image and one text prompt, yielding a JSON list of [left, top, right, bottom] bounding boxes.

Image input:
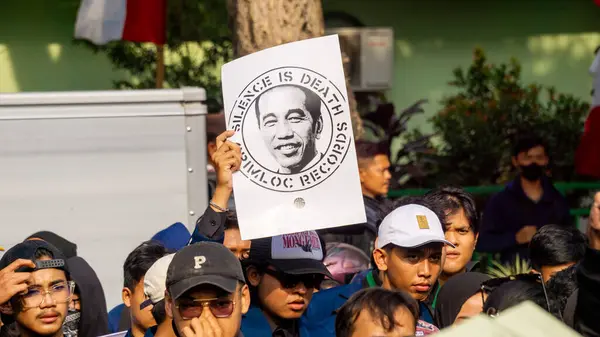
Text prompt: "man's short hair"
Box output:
[[424, 186, 480, 233], [254, 85, 322, 128], [355, 140, 388, 160], [529, 225, 586, 270], [355, 140, 389, 168], [335, 288, 419, 337], [512, 134, 547, 157], [483, 279, 547, 314], [123, 241, 168, 290]]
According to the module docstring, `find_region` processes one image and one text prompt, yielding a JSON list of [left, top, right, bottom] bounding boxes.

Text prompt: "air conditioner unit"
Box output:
[[325, 27, 394, 92]]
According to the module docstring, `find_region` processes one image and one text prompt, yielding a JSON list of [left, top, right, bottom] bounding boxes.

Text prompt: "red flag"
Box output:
[[75, 0, 166, 45]]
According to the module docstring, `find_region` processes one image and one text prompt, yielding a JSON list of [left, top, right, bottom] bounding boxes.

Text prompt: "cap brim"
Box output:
[[168, 275, 238, 300], [269, 259, 333, 279], [381, 236, 456, 249], [140, 299, 153, 310]]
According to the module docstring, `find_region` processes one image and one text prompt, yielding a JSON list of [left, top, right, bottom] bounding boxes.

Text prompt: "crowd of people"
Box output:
[[0, 128, 599, 337]]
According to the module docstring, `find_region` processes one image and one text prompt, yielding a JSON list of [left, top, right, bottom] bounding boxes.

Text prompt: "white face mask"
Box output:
[[63, 309, 80, 337]]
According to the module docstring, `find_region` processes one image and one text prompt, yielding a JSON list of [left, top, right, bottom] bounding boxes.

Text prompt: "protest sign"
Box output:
[[221, 35, 366, 240]]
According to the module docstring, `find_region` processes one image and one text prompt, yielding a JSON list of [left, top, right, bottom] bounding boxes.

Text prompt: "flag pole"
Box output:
[[156, 44, 165, 88]]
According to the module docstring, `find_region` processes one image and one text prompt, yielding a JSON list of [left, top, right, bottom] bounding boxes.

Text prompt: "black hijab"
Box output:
[[434, 272, 490, 329], [26, 231, 78, 259], [67, 256, 109, 337]]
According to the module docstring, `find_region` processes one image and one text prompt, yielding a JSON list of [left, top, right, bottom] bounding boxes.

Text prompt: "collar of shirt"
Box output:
[[269, 320, 298, 337]]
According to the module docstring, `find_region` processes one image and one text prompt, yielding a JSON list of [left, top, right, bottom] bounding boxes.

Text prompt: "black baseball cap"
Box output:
[[248, 231, 332, 278], [0, 240, 68, 274], [166, 242, 245, 300]]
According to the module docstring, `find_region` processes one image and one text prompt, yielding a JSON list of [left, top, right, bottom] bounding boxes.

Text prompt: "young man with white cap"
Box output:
[[139, 254, 175, 337], [241, 230, 332, 337], [305, 198, 452, 336], [164, 242, 250, 337]]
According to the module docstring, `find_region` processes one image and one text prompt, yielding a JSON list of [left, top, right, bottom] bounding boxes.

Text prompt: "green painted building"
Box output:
[[1, 0, 598, 131]]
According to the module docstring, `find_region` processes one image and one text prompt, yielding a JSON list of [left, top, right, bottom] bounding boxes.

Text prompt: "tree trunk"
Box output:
[[227, 0, 363, 139]]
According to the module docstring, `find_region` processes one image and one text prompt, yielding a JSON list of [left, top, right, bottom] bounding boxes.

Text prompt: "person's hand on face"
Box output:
[[212, 130, 242, 192], [515, 225, 537, 245], [16, 266, 70, 336], [0, 259, 35, 304], [181, 312, 222, 337]]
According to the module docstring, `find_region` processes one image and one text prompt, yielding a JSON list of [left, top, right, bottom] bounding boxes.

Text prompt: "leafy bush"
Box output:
[[486, 255, 532, 278], [430, 48, 589, 186]]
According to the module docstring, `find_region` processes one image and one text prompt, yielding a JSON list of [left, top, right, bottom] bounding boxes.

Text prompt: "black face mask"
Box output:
[[520, 163, 545, 181]]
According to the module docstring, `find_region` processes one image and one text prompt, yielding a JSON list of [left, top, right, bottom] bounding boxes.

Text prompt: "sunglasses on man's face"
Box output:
[[262, 268, 324, 290], [480, 273, 553, 318], [175, 297, 236, 320]]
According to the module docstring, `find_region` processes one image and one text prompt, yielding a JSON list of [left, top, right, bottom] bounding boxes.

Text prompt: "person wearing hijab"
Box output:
[[67, 256, 109, 337], [434, 272, 490, 329]]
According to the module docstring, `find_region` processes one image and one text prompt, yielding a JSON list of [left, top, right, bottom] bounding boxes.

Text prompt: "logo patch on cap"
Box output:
[[271, 231, 324, 260], [194, 256, 206, 269], [416, 215, 430, 229]]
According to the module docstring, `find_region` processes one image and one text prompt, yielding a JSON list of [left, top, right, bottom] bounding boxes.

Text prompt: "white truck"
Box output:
[[0, 88, 208, 307]]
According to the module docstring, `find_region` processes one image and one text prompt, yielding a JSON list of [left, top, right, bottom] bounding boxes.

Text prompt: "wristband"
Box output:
[[209, 201, 229, 212]]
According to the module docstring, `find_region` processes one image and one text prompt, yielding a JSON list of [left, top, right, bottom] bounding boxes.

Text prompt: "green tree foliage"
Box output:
[[75, 0, 232, 112], [431, 48, 589, 186]]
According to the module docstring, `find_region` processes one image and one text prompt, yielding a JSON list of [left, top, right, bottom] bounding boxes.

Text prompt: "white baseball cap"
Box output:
[[141, 253, 175, 309], [376, 204, 455, 249]]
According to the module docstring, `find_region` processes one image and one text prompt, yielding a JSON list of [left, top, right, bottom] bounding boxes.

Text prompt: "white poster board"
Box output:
[[221, 35, 366, 240]]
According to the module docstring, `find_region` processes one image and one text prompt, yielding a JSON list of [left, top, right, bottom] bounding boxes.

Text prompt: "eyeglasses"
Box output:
[[262, 268, 324, 290], [480, 273, 553, 318], [175, 297, 236, 320], [21, 281, 75, 309]]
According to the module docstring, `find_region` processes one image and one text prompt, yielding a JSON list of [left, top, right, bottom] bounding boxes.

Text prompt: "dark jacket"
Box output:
[[477, 177, 570, 261], [319, 196, 392, 257], [575, 248, 600, 336], [67, 256, 109, 337], [189, 206, 226, 245], [107, 303, 130, 333], [242, 305, 319, 337], [427, 260, 481, 310]]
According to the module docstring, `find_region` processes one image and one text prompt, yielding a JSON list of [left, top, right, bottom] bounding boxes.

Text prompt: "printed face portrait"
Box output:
[[255, 85, 323, 174]]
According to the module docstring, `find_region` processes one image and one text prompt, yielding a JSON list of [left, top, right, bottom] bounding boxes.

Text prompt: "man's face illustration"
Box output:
[[257, 86, 321, 173]]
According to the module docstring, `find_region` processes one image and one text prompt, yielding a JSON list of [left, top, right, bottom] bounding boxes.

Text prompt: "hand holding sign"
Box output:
[[221, 35, 366, 240], [210, 130, 241, 212]]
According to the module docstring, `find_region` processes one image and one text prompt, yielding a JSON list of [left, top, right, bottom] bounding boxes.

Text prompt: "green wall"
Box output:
[[1, 0, 598, 133], [324, 0, 600, 131], [0, 0, 125, 92]]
